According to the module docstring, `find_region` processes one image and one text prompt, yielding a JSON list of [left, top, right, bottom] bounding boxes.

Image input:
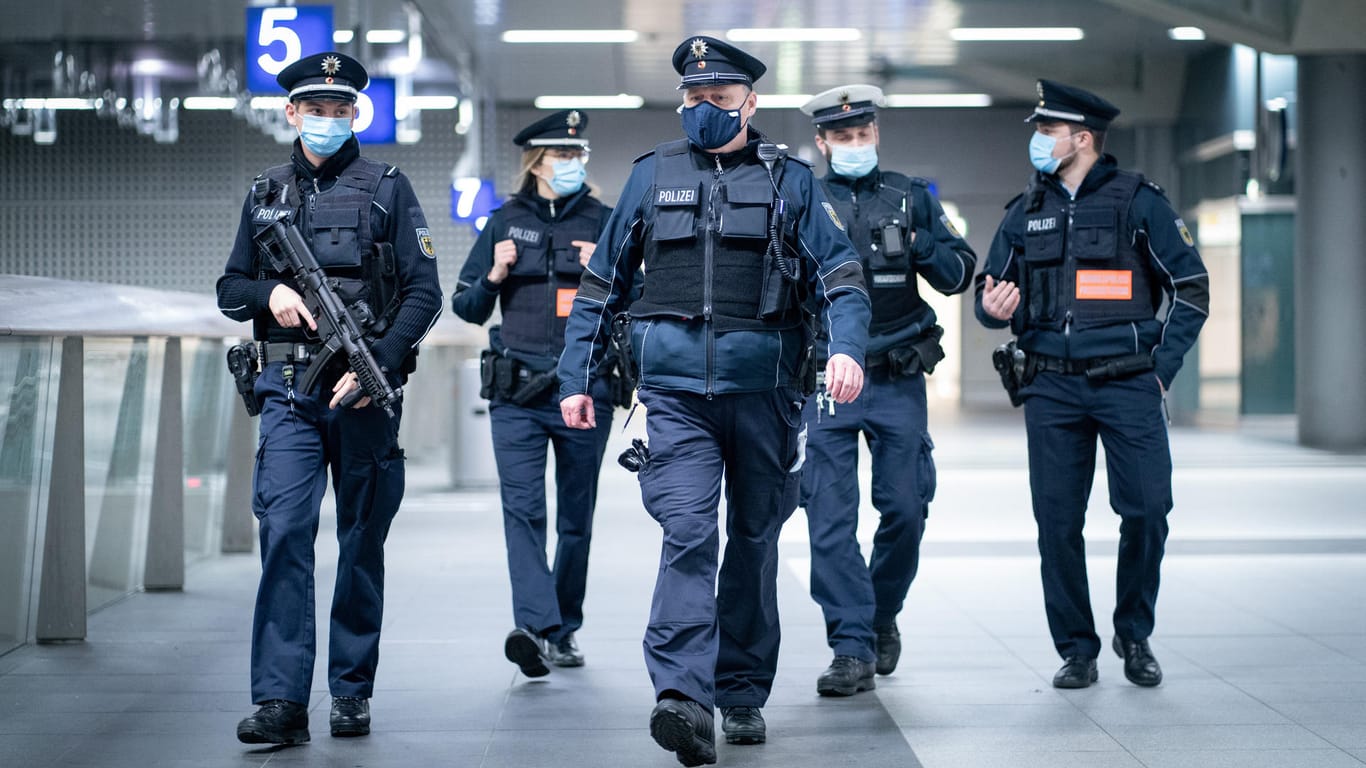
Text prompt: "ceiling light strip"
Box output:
[[534, 94, 644, 109], [949, 27, 1084, 41], [1168, 26, 1206, 41], [883, 93, 992, 108], [503, 29, 639, 44], [726, 28, 861, 42]]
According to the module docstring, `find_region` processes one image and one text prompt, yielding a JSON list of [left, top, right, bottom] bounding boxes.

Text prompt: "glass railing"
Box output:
[[0, 274, 483, 657]]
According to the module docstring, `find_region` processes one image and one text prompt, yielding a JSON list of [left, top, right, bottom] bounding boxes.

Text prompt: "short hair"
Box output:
[[1041, 119, 1107, 155]]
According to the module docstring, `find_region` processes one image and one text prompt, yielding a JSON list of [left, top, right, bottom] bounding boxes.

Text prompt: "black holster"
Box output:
[[886, 325, 946, 377], [479, 347, 556, 405], [226, 343, 261, 417], [607, 313, 638, 409], [991, 340, 1029, 408]]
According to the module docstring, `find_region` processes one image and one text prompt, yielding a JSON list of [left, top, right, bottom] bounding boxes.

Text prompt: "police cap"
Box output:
[[672, 36, 766, 90], [513, 109, 590, 149], [1025, 79, 1120, 130], [801, 84, 883, 129], [277, 52, 368, 103]]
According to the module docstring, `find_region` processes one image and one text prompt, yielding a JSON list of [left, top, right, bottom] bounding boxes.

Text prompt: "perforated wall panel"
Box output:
[[0, 109, 474, 297]]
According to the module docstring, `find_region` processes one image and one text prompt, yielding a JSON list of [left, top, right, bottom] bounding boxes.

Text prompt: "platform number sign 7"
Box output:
[[246, 6, 334, 93]]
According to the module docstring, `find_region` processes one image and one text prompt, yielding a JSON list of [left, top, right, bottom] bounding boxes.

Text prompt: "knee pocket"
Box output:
[[917, 433, 937, 507]]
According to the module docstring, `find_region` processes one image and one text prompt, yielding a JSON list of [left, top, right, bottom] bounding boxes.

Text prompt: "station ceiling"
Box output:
[[1, 0, 1363, 124]]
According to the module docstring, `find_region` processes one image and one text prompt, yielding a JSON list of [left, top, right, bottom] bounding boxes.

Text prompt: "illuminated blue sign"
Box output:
[[451, 178, 501, 232], [246, 6, 333, 93], [355, 78, 395, 144]]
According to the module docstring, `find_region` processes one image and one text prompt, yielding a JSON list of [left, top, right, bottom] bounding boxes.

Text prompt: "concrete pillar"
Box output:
[[220, 399, 257, 554], [36, 337, 85, 641], [1295, 55, 1366, 450], [144, 337, 184, 590]]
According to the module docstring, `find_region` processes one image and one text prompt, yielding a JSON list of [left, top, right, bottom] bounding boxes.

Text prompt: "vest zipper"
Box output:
[[547, 220, 557, 358], [541, 200, 559, 358], [1064, 310, 1073, 359], [1065, 200, 1075, 356], [704, 155, 723, 398]]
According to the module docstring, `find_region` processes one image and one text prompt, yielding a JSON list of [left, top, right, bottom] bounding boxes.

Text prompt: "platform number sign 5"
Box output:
[[246, 6, 334, 93]]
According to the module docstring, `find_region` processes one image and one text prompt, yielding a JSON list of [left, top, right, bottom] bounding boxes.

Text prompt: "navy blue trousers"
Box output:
[[1022, 371, 1172, 660], [636, 387, 805, 710], [489, 394, 613, 643], [250, 361, 405, 705], [800, 369, 935, 662]]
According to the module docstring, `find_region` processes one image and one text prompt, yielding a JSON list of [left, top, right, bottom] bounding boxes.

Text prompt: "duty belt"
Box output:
[[1031, 354, 1092, 376], [258, 341, 321, 365], [1031, 352, 1154, 380]]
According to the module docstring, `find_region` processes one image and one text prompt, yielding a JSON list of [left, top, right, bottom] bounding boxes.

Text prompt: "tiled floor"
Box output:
[[2, 411, 1364, 767]]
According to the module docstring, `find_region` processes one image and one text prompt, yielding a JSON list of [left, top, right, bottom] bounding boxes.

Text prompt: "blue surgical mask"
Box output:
[[829, 143, 878, 178], [681, 101, 744, 150], [548, 157, 587, 196], [1029, 130, 1076, 174], [298, 114, 352, 157]]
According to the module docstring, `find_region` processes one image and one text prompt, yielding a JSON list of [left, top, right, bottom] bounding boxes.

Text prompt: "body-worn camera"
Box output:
[[879, 220, 905, 258]]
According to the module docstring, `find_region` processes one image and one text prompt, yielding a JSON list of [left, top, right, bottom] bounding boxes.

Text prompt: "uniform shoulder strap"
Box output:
[[253, 163, 295, 205]]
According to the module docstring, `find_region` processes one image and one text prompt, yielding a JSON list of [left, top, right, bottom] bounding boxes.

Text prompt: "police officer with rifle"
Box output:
[[216, 51, 442, 745]]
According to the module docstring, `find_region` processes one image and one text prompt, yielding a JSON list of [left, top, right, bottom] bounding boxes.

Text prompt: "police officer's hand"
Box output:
[[560, 394, 595, 429], [982, 275, 1021, 321], [488, 239, 518, 284], [572, 240, 596, 268], [269, 284, 317, 331], [825, 353, 864, 404], [329, 371, 371, 410]]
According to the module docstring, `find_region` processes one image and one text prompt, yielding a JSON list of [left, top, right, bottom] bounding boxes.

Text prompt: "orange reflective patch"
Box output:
[[1075, 270, 1132, 300], [556, 287, 577, 317]]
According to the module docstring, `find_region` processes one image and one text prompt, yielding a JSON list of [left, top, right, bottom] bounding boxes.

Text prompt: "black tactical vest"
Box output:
[[630, 139, 800, 331], [1016, 170, 1156, 334], [825, 172, 927, 338], [251, 156, 401, 338], [495, 193, 608, 359]]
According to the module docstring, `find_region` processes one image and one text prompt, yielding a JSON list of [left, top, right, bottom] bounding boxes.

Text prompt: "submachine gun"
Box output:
[[253, 220, 402, 418]]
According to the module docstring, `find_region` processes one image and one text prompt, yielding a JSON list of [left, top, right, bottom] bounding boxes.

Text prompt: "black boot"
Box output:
[[720, 706, 765, 745], [816, 655, 876, 697], [547, 633, 584, 667], [237, 699, 309, 745], [649, 698, 716, 766], [504, 628, 551, 677], [874, 623, 902, 675], [1113, 636, 1163, 687], [330, 696, 370, 737], [1052, 656, 1098, 689]]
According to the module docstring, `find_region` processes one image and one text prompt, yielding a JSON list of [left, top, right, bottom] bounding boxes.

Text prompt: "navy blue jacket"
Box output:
[[974, 156, 1209, 387], [558, 129, 871, 398]]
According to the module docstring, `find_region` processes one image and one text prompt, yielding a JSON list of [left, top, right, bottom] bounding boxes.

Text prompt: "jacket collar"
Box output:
[[290, 136, 360, 187]]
